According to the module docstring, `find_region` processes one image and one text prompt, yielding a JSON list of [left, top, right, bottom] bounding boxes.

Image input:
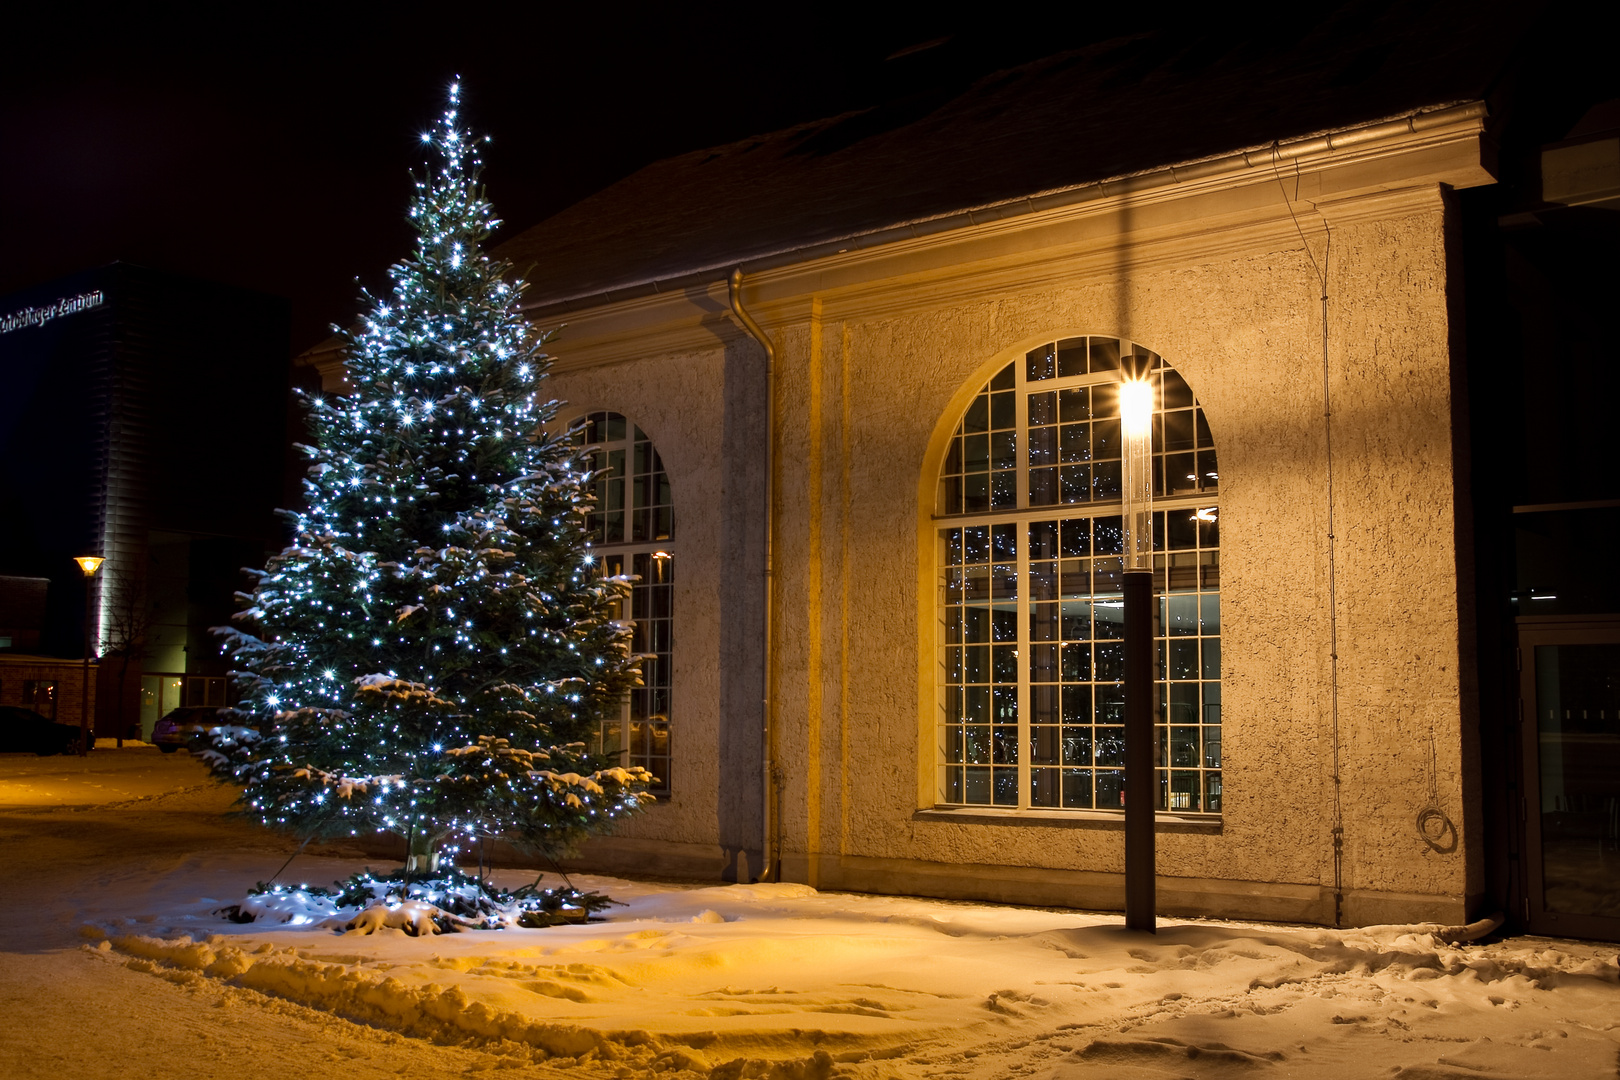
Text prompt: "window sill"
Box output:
[[914, 806, 1222, 831]]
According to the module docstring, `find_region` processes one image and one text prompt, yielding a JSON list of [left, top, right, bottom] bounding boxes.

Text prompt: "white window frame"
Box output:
[[570, 411, 675, 795], [934, 337, 1222, 815]]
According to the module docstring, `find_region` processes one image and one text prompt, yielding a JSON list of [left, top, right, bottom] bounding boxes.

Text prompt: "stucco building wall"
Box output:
[[544, 113, 1491, 925]]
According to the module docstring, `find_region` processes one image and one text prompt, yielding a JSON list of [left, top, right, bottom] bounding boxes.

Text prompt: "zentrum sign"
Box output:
[[0, 290, 106, 335]]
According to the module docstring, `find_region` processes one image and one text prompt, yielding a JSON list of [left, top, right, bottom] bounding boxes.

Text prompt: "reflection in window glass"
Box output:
[[571, 412, 675, 794], [938, 340, 1220, 814], [22, 679, 58, 720]]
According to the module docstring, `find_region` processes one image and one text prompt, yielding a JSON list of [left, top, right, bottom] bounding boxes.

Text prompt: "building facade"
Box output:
[[503, 105, 1492, 928], [302, 19, 1618, 938]]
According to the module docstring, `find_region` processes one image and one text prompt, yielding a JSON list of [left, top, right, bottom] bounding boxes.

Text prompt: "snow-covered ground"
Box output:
[[2, 749, 1617, 1079]]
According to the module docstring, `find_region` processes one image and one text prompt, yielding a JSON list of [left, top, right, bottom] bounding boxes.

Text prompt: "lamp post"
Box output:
[[74, 556, 104, 757], [1119, 377, 1156, 933]]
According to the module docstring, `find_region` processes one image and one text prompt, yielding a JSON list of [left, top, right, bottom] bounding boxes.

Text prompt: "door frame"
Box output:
[[1516, 613, 1620, 941]]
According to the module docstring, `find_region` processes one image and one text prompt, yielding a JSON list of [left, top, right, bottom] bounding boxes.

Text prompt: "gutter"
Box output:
[[728, 268, 778, 883]]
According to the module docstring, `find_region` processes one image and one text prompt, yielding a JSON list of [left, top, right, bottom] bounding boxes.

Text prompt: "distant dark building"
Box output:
[[0, 263, 291, 738]]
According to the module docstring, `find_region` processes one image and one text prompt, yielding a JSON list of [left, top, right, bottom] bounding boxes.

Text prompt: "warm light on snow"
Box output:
[[7, 750, 1620, 1079]]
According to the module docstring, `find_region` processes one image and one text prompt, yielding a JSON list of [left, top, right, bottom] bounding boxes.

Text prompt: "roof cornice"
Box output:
[[520, 100, 1490, 321]]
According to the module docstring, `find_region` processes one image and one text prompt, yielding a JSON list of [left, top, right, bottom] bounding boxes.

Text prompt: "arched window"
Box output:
[[570, 411, 674, 794], [937, 337, 1221, 814]]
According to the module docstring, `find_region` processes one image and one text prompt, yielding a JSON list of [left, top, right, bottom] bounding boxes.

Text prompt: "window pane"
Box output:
[[965, 767, 991, 803], [1162, 368, 1193, 408], [1092, 460, 1121, 502], [936, 350, 1218, 813], [1163, 409, 1195, 452], [1029, 390, 1056, 427], [1095, 641, 1125, 682], [990, 470, 1017, 509], [1030, 561, 1056, 601], [1032, 724, 1060, 765], [1060, 464, 1090, 504], [964, 474, 989, 513], [991, 430, 1017, 470], [1028, 425, 1056, 467], [1165, 594, 1198, 635], [1028, 519, 1058, 559], [1061, 642, 1091, 681], [1088, 338, 1121, 373], [1026, 344, 1055, 382], [1060, 518, 1091, 557], [1060, 423, 1090, 463], [1092, 417, 1121, 461], [1061, 600, 1091, 640], [1093, 556, 1123, 596], [990, 391, 1015, 430], [1032, 683, 1058, 724], [1062, 684, 1092, 723], [1056, 338, 1087, 377], [1063, 724, 1092, 766], [1030, 602, 1058, 643], [1029, 467, 1057, 506], [1166, 452, 1196, 495], [964, 394, 989, 433], [1063, 769, 1094, 809], [964, 433, 989, 472]]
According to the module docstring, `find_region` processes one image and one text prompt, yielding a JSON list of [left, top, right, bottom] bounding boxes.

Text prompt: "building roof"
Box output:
[[501, 6, 1529, 312]]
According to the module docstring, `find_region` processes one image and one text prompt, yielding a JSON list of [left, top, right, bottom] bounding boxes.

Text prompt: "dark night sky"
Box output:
[[7, 6, 1582, 358], [1, 9, 1160, 354]]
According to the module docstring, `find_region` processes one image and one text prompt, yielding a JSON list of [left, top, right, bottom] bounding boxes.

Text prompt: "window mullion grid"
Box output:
[[937, 531, 951, 805], [934, 351, 1218, 815], [1016, 513, 1031, 809], [1014, 362, 1031, 809]]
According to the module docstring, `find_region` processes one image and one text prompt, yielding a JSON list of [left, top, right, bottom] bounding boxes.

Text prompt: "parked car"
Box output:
[[151, 706, 224, 753], [0, 704, 93, 755]]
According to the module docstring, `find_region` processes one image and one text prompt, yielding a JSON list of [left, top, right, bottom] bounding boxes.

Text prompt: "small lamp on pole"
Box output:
[[74, 556, 104, 757], [1119, 376, 1156, 932]]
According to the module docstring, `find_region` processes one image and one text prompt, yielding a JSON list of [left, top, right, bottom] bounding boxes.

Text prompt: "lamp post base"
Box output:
[[1123, 567, 1155, 933]]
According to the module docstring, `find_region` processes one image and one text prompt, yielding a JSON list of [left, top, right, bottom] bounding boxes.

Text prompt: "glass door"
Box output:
[[1518, 617, 1620, 941]]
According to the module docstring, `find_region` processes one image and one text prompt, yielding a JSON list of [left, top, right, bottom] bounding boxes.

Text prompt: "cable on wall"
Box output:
[[1274, 145, 1343, 927]]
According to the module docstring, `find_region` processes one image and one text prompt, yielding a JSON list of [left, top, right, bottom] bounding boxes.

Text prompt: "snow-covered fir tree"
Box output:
[[211, 82, 652, 870]]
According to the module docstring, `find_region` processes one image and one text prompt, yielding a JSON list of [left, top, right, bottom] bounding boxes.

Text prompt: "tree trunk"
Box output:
[[406, 831, 445, 874]]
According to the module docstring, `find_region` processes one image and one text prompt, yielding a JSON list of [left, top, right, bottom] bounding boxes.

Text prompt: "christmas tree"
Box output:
[[210, 82, 652, 878]]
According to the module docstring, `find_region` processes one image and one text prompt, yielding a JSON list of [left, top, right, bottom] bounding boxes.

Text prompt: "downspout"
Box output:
[[729, 268, 777, 882]]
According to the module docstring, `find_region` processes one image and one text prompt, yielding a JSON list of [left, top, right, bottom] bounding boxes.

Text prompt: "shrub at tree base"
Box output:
[[204, 81, 653, 904]]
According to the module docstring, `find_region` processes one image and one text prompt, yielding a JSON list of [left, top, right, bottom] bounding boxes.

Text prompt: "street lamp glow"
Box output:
[[1119, 378, 1155, 571], [73, 555, 105, 757]]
